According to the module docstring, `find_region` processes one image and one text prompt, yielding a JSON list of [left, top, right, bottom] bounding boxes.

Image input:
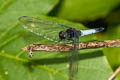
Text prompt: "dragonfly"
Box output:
[[19, 16, 104, 78]]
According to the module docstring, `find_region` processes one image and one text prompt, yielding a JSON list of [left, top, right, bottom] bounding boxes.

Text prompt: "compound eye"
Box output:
[[59, 31, 66, 40]]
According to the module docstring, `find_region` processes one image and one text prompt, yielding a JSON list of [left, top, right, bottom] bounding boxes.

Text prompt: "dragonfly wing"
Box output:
[[69, 32, 79, 78], [19, 16, 70, 42]]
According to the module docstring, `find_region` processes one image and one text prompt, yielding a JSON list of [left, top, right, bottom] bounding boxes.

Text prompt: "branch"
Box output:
[[107, 66, 120, 80], [23, 40, 120, 57]]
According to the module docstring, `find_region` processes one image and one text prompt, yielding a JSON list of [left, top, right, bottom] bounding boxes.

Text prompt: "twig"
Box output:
[[107, 66, 120, 80], [22, 40, 120, 57]]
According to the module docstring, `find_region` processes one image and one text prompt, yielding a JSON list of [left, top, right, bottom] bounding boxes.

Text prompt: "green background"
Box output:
[[0, 0, 120, 80]]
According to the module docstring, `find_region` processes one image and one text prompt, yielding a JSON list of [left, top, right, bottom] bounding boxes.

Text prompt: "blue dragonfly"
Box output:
[[19, 16, 104, 78]]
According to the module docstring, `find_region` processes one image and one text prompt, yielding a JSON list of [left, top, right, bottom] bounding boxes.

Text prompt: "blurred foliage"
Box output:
[[51, 0, 120, 21], [0, 0, 120, 80]]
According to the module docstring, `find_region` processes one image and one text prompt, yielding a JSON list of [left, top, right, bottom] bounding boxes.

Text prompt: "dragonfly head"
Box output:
[[59, 31, 67, 40]]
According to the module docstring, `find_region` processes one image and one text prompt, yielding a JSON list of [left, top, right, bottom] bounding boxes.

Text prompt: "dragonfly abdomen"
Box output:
[[80, 27, 104, 36], [59, 27, 104, 41]]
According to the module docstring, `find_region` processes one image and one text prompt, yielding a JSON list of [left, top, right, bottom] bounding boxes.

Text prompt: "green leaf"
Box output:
[[0, 0, 117, 80], [55, 0, 120, 21], [0, 15, 116, 80]]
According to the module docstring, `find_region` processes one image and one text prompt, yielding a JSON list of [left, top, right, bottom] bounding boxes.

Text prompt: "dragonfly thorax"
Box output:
[[59, 28, 79, 40]]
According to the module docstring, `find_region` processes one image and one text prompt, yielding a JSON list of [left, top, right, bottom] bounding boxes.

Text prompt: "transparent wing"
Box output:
[[19, 16, 70, 42], [69, 32, 79, 78]]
